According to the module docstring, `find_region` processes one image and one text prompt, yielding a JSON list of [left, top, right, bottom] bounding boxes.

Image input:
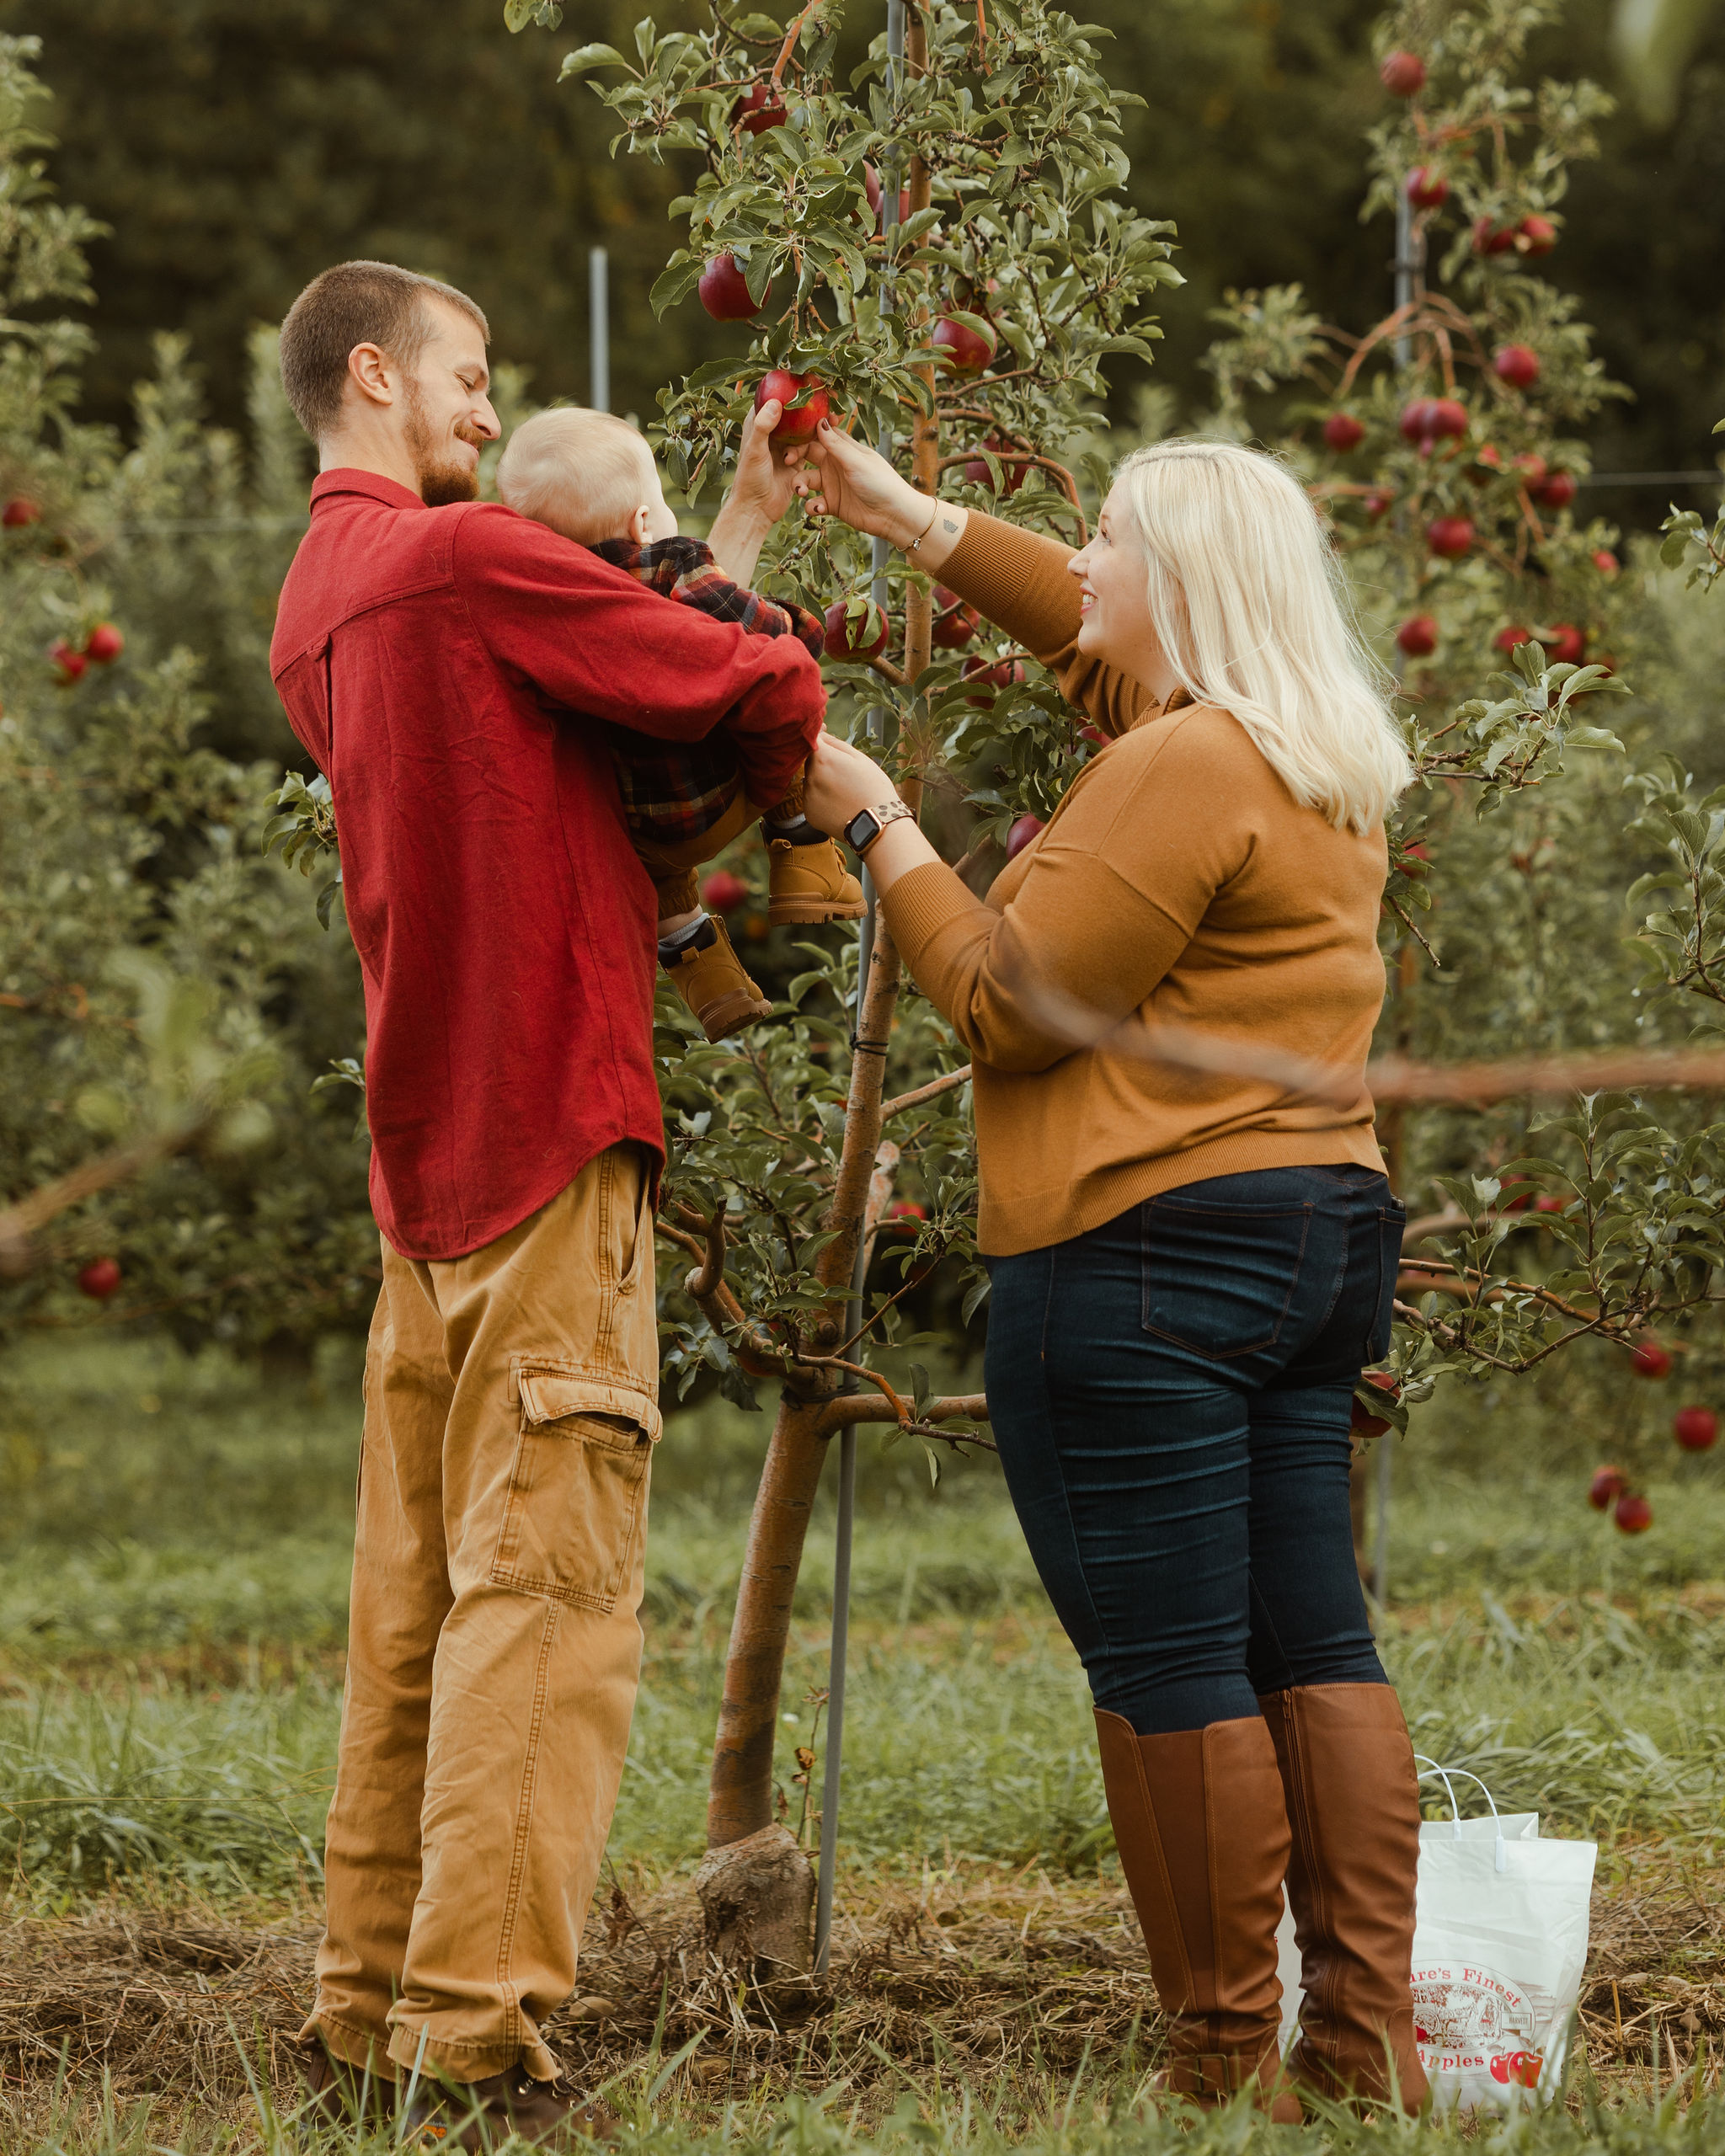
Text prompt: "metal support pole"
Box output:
[[812, 0, 905, 1979], [589, 246, 611, 412], [1391, 190, 1424, 373]]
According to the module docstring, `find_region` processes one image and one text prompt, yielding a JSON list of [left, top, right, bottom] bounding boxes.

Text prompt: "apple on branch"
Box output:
[[754, 370, 830, 446]]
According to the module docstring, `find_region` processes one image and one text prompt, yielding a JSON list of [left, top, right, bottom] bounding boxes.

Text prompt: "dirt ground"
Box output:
[[1, 1844, 1719, 2125]]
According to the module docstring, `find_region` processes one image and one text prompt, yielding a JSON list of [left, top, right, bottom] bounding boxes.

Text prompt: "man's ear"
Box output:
[[346, 341, 397, 410]]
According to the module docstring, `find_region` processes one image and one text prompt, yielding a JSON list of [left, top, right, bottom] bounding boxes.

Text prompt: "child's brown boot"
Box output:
[[660, 915, 772, 1042], [766, 829, 867, 926]]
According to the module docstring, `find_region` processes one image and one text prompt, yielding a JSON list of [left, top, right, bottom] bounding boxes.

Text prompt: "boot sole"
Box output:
[[700, 990, 775, 1041], [767, 899, 868, 926]]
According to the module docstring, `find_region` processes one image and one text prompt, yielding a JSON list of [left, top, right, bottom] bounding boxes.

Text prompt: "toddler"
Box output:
[[496, 406, 862, 1041]]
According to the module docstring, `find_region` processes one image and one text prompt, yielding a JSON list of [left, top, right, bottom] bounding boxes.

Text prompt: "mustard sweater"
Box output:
[[879, 512, 1390, 1257]]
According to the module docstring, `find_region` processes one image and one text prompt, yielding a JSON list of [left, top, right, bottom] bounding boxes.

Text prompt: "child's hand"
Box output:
[[804, 731, 898, 836]]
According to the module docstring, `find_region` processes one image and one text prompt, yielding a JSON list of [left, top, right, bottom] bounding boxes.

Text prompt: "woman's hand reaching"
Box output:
[[804, 728, 940, 898], [798, 422, 969, 570]]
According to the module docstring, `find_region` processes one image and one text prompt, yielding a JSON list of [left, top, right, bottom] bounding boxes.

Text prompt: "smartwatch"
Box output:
[[843, 799, 916, 856]]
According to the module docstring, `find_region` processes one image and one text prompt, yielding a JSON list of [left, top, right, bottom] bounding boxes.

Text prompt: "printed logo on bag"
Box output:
[[1412, 1961, 1542, 2075]]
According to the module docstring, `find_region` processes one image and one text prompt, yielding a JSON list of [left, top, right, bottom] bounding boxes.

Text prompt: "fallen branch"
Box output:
[[0, 1115, 212, 1278]]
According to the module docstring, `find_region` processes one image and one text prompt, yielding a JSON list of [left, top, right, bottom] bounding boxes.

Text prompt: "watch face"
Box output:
[[846, 808, 880, 851]]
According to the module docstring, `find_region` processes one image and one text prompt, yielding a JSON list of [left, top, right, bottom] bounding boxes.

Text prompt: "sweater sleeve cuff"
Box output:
[[935, 511, 1085, 663], [879, 858, 989, 970]]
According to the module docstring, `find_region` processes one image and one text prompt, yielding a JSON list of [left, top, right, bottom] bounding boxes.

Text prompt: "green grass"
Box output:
[[3, 1337, 1725, 2149], [3, 1337, 1723, 1898]]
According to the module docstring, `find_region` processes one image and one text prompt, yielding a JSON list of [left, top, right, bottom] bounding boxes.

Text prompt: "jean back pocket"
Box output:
[[1141, 1190, 1314, 1361]]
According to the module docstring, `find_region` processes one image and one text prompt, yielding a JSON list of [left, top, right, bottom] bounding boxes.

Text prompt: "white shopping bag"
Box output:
[[1274, 1760, 1596, 2111]]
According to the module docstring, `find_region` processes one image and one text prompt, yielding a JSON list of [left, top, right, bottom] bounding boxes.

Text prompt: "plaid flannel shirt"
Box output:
[[595, 536, 825, 845]]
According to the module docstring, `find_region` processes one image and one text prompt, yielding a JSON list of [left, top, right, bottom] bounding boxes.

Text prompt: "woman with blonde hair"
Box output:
[[799, 430, 1427, 2119]]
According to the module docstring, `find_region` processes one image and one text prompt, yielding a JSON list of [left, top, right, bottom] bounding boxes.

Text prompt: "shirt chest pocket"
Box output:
[[489, 1367, 658, 1613]]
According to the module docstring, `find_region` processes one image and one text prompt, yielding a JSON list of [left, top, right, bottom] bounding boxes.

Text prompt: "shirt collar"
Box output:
[[310, 467, 429, 513]]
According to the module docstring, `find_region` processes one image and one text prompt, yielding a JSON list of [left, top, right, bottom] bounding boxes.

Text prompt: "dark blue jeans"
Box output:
[[985, 1165, 1403, 1736]]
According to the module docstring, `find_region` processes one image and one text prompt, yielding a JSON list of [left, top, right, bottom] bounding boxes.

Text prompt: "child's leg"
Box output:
[[760, 764, 867, 927]]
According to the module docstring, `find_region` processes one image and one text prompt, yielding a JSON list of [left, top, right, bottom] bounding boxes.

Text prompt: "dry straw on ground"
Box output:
[[1, 1854, 1720, 2121]]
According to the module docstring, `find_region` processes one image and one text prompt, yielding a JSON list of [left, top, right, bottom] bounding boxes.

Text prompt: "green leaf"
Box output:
[[558, 41, 628, 78]]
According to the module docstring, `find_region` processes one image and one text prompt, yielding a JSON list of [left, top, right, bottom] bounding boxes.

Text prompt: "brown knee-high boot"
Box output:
[[1257, 1683, 1429, 2112], [1094, 1710, 1300, 2120]]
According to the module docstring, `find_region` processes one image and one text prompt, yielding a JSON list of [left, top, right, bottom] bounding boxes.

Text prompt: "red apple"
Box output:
[[931, 584, 980, 649], [862, 163, 911, 227], [1592, 548, 1620, 575], [1398, 399, 1437, 444], [756, 370, 830, 444], [1401, 842, 1431, 878], [1406, 166, 1448, 210], [1322, 412, 1365, 452], [1674, 1406, 1717, 1453], [733, 82, 788, 135], [1614, 1490, 1653, 1534], [1006, 813, 1044, 859], [884, 1198, 927, 1235], [964, 440, 1031, 494], [1632, 1339, 1673, 1380], [1511, 452, 1548, 486], [1427, 398, 1468, 440], [1380, 50, 1426, 95], [1471, 216, 1517, 256], [1588, 1465, 1626, 1511], [1350, 1370, 1399, 1439], [1517, 215, 1557, 255], [1533, 471, 1578, 510], [931, 317, 996, 376], [823, 598, 888, 659], [701, 869, 750, 914], [697, 253, 762, 322], [50, 638, 86, 686], [1493, 344, 1540, 390], [1542, 623, 1587, 664], [1396, 614, 1439, 658], [1493, 624, 1534, 653], [961, 654, 1026, 707], [2, 496, 40, 528], [1534, 1194, 1568, 1214], [1426, 515, 1476, 559], [84, 622, 125, 664], [1362, 491, 1392, 520], [77, 1256, 122, 1300]]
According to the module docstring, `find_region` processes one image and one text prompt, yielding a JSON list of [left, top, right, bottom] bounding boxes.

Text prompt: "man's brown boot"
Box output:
[[405, 2067, 619, 2150], [292, 2039, 395, 2127], [660, 916, 772, 1041], [1094, 1709, 1302, 2121], [766, 834, 866, 926], [1258, 1682, 1429, 2114]]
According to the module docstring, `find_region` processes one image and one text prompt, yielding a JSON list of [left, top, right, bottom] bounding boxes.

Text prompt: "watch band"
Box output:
[[844, 798, 916, 856]]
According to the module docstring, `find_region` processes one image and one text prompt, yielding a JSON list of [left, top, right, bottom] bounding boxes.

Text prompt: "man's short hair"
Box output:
[[496, 408, 656, 546], [279, 261, 490, 441]]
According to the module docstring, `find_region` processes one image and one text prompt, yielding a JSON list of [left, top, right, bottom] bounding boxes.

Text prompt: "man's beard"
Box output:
[[403, 382, 483, 506]]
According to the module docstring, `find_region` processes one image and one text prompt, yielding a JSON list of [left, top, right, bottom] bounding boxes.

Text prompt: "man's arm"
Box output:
[[453, 504, 825, 810]]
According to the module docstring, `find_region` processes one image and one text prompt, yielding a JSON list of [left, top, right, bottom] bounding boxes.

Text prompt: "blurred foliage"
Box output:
[[0, 35, 373, 1362]]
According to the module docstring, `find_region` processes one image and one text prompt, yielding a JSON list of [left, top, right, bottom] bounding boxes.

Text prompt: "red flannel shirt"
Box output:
[[270, 469, 825, 1261]]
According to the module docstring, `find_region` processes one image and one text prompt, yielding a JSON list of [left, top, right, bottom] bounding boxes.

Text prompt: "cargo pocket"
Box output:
[[489, 1365, 659, 1612], [1365, 1197, 1407, 1363]]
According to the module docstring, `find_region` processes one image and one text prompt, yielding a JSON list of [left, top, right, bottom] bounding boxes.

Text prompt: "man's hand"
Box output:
[[707, 399, 804, 585]]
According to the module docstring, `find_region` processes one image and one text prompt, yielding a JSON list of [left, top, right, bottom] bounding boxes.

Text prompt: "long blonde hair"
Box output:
[[1112, 439, 1410, 835]]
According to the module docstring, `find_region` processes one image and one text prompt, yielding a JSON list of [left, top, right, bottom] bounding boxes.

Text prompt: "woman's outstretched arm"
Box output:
[[799, 421, 1153, 739]]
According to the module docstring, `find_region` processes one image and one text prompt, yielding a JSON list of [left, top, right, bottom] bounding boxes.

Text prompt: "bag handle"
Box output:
[[1414, 1755, 1508, 1873]]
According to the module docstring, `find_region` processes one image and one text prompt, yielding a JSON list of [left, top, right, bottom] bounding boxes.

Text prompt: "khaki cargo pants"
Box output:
[[303, 1145, 659, 2085]]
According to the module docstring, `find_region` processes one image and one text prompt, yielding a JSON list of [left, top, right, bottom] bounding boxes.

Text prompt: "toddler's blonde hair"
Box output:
[[497, 407, 657, 545], [1113, 439, 1412, 835]]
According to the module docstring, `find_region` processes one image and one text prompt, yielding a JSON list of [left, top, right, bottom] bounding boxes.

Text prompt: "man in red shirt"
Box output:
[[270, 260, 824, 2145]]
